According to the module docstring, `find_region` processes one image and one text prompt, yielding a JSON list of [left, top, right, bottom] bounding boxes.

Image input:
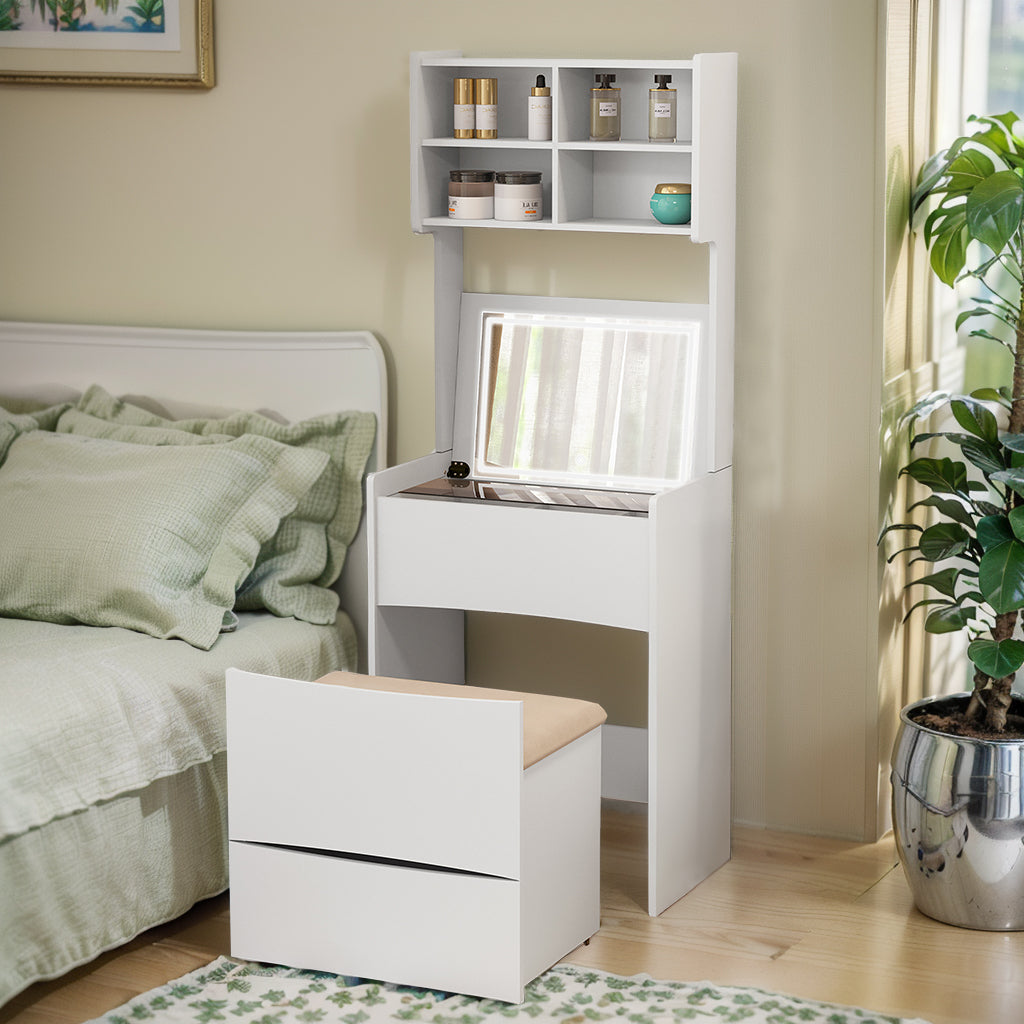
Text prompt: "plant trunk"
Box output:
[[966, 667, 989, 722], [966, 613, 1017, 731], [977, 290, 1024, 732], [1013, 330, 1024, 436]]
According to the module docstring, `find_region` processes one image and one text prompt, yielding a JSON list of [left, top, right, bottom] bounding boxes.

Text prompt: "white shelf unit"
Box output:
[[370, 51, 737, 917], [410, 54, 733, 238]]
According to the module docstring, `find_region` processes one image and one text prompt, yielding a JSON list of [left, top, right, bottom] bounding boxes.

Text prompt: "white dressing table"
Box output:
[[368, 51, 736, 916]]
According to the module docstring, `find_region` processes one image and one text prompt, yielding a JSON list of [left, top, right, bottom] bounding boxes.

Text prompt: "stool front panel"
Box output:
[[227, 669, 523, 879]]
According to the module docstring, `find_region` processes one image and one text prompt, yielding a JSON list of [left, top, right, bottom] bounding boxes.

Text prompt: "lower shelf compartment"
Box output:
[[229, 840, 524, 1001]]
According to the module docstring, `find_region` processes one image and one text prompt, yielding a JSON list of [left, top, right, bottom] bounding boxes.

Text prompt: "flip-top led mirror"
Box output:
[[471, 306, 705, 493]]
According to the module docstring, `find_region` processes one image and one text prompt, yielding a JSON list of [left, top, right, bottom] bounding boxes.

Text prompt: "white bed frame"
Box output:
[[0, 319, 388, 670]]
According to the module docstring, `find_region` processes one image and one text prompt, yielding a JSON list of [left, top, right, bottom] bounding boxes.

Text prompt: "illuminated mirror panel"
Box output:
[[476, 312, 702, 492]]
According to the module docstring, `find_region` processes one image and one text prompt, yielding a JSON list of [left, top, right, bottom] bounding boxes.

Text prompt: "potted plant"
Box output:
[[885, 113, 1024, 929]]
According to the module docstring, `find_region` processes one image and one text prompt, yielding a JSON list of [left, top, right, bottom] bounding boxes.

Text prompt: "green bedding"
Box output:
[[0, 612, 355, 1008], [0, 612, 354, 843]]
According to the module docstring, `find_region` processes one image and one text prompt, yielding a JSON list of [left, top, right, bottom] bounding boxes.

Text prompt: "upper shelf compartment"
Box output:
[[409, 52, 736, 237]]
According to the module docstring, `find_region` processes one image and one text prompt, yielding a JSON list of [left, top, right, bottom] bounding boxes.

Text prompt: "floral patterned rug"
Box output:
[[86, 957, 933, 1024]]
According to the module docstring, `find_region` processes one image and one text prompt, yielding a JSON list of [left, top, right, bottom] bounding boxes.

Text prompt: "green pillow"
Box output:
[[73, 386, 377, 624], [0, 421, 21, 464], [0, 401, 73, 432], [0, 430, 329, 650], [56, 408, 235, 447]]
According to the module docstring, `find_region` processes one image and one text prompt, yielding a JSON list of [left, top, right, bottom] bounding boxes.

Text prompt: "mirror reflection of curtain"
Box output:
[[482, 317, 699, 488]]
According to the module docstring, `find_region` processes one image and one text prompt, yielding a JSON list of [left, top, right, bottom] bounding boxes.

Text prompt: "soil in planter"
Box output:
[[910, 695, 1024, 740]]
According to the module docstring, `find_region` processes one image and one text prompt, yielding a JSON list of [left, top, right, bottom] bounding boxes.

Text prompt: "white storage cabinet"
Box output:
[[370, 51, 737, 917], [227, 669, 604, 1003]]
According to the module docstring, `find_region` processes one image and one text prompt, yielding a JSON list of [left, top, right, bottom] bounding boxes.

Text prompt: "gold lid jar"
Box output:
[[650, 183, 692, 225]]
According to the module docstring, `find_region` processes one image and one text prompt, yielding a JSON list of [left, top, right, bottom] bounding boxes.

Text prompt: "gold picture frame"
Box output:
[[0, 0, 214, 88]]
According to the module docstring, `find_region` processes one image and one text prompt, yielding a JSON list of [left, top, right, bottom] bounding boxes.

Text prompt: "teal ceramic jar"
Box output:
[[650, 183, 691, 224]]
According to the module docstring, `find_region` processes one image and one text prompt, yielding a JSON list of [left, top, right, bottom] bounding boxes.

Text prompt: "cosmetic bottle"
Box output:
[[589, 74, 620, 142], [453, 77, 475, 139], [648, 74, 677, 143], [528, 74, 552, 141], [474, 78, 498, 139]]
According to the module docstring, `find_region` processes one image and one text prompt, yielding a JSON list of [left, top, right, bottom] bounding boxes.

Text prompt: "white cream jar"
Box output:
[[494, 171, 542, 221]]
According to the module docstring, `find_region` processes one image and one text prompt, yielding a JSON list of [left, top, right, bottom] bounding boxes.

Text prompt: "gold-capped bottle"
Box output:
[[474, 78, 497, 139], [528, 74, 552, 141], [453, 77, 475, 139]]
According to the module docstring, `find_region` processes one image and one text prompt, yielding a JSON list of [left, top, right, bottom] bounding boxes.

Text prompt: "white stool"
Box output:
[[226, 668, 607, 1003]]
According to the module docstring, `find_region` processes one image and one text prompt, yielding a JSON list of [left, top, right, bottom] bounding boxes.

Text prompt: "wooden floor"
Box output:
[[3, 806, 1022, 1024]]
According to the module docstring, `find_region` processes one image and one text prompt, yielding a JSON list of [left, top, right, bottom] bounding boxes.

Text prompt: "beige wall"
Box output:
[[0, 1, 886, 839]]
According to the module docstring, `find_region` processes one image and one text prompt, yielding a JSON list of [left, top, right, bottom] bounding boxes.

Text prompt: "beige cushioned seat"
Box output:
[[316, 671, 607, 769]]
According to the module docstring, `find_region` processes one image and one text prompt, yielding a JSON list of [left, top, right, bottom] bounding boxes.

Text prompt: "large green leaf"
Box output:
[[991, 467, 1024, 495], [1000, 431, 1024, 452], [978, 500, 1006, 516], [918, 522, 971, 561], [978, 514, 1015, 550], [968, 637, 1024, 678], [925, 605, 975, 633], [946, 147, 997, 193], [973, 386, 1013, 408], [969, 113, 1024, 157], [901, 457, 970, 495], [924, 204, 966, 247], [951, 398, 1000, 443], [928, 222, 970, 286], [958, 436, 1007, 475], [913, 144, 967, 214], [979, 538, 1024, 612], [910, 566, 961, 598], [966, 169, 1024, 253], [908, 494, 975, 529], [904, 391, 954, 427], [904, 597, 954, 624], [955, 307, 996, 332]]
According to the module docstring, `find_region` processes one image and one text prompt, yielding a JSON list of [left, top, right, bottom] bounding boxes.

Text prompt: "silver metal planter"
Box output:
[[891, 692, 1024, 930]]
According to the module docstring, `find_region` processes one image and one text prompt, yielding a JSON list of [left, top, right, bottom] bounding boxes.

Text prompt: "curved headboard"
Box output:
[[0, 320, 388, 671]]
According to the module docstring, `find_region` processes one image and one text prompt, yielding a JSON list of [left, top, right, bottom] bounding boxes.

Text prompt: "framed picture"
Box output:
[[0, 0, 213, 88]]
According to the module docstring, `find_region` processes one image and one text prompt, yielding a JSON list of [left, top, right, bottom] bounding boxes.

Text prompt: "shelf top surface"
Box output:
[[416, 54, 699, 70], [420, 216, 692, 236], [421, 137, 695, 152]]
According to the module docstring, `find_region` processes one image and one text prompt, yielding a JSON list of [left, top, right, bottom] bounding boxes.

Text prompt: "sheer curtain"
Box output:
[[479, 314, 701, 490]]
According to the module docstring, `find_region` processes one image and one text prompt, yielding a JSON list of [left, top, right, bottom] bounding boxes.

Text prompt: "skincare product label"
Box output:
[[494, 196, 541, 220], [476, 104, 497, 130], [449, 194, 494, 219], [528, 96, 552, 141]]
